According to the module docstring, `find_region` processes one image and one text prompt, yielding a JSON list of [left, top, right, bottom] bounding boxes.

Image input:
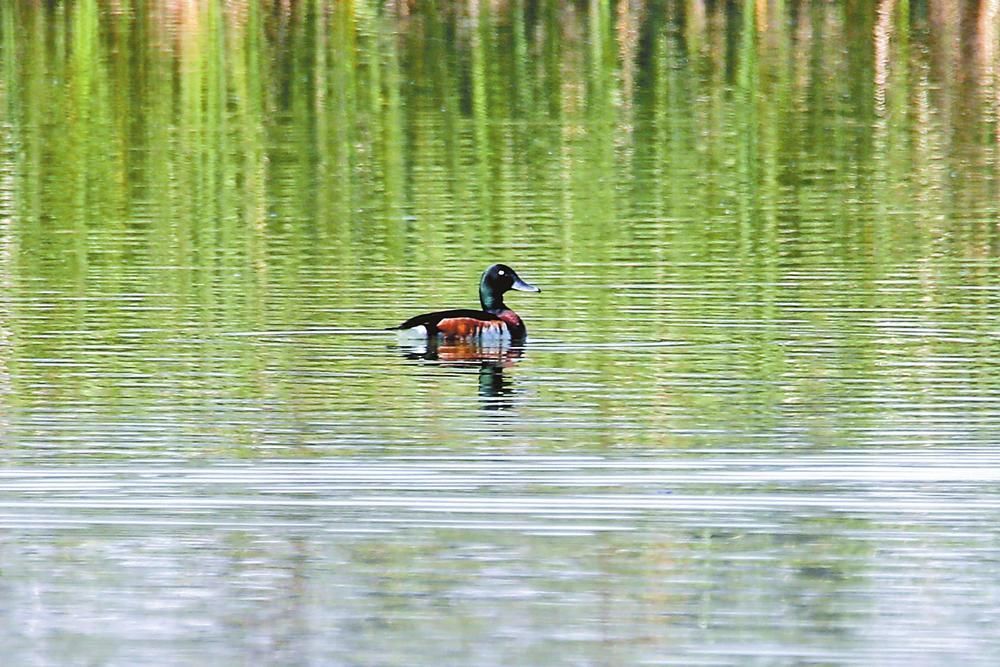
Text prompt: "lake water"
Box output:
[[3, 1, 1000, 664]]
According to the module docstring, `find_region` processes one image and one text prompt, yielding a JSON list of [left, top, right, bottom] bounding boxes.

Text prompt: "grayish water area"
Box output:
[[3, 1, 1000, 664]]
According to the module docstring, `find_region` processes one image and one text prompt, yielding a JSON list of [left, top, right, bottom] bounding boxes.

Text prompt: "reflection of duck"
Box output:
[[402, 340, 524, 366], [390, 264, 540, 342], [399, 340, 525, 409]]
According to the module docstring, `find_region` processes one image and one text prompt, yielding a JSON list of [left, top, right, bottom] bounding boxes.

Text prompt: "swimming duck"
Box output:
[[391, 264, 540, 341]]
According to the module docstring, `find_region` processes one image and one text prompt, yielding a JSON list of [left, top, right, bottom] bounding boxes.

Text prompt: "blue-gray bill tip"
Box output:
[[512, 277, 541, 293]]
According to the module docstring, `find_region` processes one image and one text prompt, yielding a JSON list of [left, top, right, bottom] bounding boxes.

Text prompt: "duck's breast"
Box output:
[[495, 310, 526, 339]]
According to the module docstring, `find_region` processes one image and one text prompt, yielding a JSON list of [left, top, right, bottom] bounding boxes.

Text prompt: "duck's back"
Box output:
[[393, 309, 501, 337]]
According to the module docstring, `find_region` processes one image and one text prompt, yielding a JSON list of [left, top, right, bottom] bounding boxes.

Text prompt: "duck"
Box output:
[[391, 264, 540, 342]]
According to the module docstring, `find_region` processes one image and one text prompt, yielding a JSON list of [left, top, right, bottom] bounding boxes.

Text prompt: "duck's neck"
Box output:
[[480, 284, 505, 313]]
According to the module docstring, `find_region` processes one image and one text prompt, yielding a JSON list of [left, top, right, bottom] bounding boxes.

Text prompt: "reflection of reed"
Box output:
[[0, 126, 13, 444], [9, 0, 999, 222], [3, 0, 1000, 410]]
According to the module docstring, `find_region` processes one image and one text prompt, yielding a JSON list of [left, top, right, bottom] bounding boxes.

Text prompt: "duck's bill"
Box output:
[[512, 277, 541, 293]]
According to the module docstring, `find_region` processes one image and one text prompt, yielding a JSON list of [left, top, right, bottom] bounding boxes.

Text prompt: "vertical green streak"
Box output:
[[380, 10, 407, 263], [203, 1, 222, 324], [14, 3, 46, 293], [327, 0, 357, 260], [541, 0, 562, 119], [757, 0, 785, 281], [68, 0, 98, 286], [0, 0, 17, 430], [206, 0, 236, 320], [512, 0, 530, 118], [177, 3, 204, 315], [573, 0, 616, 285], [470, 0, 493, 224], [731, 0, 760, 353], [231, 2, 270, 327]]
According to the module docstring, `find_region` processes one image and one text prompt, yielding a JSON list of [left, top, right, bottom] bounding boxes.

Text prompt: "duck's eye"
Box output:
[[498, 270, 505, 276]]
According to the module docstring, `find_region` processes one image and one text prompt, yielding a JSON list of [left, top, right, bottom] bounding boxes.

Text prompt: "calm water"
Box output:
[[2, 0, 1000, 664]]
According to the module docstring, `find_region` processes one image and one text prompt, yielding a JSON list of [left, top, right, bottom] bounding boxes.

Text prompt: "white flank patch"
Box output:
[[396, 323, 511, 344], [477, 326, 512, 344], [396, 325, 429, 339]]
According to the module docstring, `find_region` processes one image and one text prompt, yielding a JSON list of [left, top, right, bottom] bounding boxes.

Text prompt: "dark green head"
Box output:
[[479, 264, 540, 312]]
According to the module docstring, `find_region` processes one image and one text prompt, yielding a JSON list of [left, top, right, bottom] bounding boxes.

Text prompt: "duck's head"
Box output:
[[480, 263, 540, 311]]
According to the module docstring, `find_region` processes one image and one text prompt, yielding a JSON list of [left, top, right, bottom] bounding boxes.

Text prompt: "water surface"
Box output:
[[2, 1, 1000, 664]]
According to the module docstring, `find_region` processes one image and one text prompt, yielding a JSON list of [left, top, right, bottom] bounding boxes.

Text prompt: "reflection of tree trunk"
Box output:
[[958, 0, 985, 147], [873, 0, 893, 119], [756, 0, 768, 33], [617, 0, 645, 124], [972, 0, 1000, 146], [792, 0, 813, 94], [686, 0, 706, 55]]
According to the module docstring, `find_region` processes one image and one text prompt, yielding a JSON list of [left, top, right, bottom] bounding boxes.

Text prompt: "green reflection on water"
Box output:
[[0, 1, 999, 452]]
